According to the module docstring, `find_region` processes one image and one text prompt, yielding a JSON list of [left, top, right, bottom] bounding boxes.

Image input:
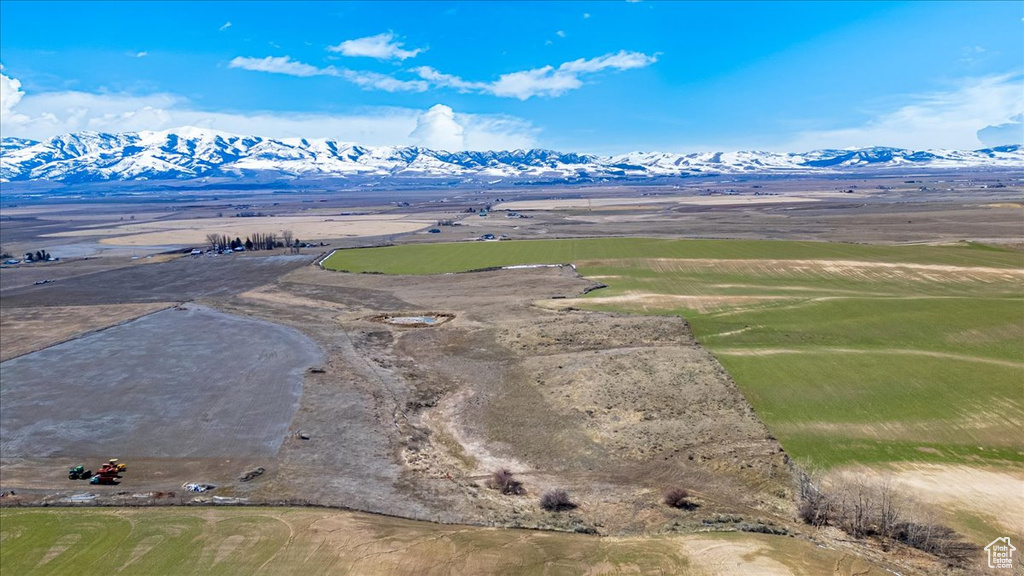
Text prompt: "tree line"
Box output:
[[205, 230, 298, 252], [795, 465, 978, 566]]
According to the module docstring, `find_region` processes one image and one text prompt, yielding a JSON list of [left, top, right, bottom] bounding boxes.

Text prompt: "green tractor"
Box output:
[[68, 465, 92, 480]]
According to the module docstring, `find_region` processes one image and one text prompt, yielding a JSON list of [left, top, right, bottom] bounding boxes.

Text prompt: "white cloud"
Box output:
[[0, 69, 536, 150], [135, 51, 149, 58], [560, 50, 657, 73], [787, 73, 1024, 150], [229, 55, 426, 92], [977, 114, 1023, 146], [583, 13, 591, 19], [409, 104, 464, 150], [490, 67, 582, 99], [339, 69, 428, 93], [219, 21, 232, 31], [413, 50, 658, 100], [412, 67, 486, 92], [328, 32, 424, 61], [1, 67, 26, 117], [230, 50, 656, 100], [556, 30, 566, 38], [459, 113, 540, 150], [229, 55, 332, 77]]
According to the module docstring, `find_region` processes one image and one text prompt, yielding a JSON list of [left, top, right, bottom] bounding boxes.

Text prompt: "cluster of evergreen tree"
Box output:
[[24, 250, 51, 262]]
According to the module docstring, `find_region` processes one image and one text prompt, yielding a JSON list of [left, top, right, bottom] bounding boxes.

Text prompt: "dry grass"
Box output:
[[0, 303, 173, 361], [42, 214, 435, 246], [830, 464, 1024, 538], [0, 507, 892, 576]]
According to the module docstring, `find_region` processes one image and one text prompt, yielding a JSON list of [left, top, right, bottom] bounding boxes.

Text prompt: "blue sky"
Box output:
[[1, 1, 1021, 153]]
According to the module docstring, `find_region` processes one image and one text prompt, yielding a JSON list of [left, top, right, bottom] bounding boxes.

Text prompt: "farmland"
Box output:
[[0, 508, 886, 576], [3, 181, 1022, 575], [0, 305, 320, 461], [322, 238, 1024, 468]]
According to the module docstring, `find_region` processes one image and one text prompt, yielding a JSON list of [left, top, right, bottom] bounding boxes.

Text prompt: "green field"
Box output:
[[0, 508, 884, 576], [324, 238, 1024, 467]]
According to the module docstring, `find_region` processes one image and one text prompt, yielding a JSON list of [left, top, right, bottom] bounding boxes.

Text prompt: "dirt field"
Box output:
[[0, 254, 313, 307], [0, 303, 173, 361], [62, 214, 436, 246], [494, 194, 823, 211], [0, 305, 320, 461]]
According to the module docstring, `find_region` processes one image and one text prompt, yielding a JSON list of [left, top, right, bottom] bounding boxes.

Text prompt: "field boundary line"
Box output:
[[316, 250, 337, 268], [713, 346, 1024, 368], [0, 303, 178, 363]]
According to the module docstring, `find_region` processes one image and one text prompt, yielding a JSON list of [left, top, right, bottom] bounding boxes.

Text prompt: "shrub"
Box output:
[[486, 468, 524, 495], [663, 487, 696, 509], [540, 489, 575, 511]]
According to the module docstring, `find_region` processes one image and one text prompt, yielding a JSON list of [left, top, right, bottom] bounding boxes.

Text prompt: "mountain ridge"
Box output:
[[1, 128, 1020, 184]]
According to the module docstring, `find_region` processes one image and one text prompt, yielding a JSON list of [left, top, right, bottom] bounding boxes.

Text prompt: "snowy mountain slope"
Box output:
[[1, 128, 1020, 184]]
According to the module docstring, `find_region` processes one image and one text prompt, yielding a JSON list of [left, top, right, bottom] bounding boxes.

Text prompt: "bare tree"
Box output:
[[281, 230, 293, 248], [876, 476, 903, 541], [795, 466, 832, 527], [205, 233, 220, 250]]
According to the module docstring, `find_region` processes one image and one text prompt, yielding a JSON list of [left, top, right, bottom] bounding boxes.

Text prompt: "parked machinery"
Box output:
[[67, 465, 92, 480], [87, 459, 127, 485]]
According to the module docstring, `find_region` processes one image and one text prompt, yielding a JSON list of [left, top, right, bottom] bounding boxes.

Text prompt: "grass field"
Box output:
[[0, 508, 885, 576], [323, 238, 1024, 468]]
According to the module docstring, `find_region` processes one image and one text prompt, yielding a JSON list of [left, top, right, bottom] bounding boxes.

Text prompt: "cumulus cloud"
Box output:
[[489, 67, 583, 99], [1, 67, 26, 117], [328, 32, 424, 61], [977, 113, 1023, 146], [413, 50, 658, 100], [0, 69, 536, 149], [409, 104, 464, 150], [787, 73, 1024, 150]]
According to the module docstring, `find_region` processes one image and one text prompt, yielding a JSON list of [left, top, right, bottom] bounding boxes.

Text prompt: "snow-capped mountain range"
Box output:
[[1, 127, 1020, 184]]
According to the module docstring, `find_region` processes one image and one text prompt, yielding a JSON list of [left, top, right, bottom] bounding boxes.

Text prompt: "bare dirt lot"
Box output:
[[0, 305, 320, 460]]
